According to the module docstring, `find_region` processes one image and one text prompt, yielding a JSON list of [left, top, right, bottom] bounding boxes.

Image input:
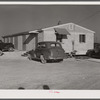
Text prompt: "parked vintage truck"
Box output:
[[0, 40, 14, 52], [27, 41, 66, 63]]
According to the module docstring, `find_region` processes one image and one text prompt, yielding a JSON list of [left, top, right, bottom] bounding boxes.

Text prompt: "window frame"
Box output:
[[56, 33, 67, 43], [79, 34, 86, 43]]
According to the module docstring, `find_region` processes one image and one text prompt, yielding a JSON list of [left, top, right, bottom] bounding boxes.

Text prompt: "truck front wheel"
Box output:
[[9, 47, 14, 52], [40, 55, 47, 64]]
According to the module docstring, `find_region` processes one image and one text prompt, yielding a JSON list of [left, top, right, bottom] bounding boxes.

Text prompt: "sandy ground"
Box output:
[[0, 51, 100, 90]]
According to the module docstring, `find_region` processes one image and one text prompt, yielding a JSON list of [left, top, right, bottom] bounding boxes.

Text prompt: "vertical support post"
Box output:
[[72, 40, 74, 52]]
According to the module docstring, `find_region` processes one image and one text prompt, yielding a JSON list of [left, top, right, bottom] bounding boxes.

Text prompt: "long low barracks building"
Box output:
[[2, 23, 95, 55]]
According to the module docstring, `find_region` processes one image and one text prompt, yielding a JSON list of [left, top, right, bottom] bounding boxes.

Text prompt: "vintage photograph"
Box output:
[[0, 4, 100, 90]]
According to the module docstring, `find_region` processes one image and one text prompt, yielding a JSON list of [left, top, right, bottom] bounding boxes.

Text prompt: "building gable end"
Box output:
[[74, 24, 95, 34]]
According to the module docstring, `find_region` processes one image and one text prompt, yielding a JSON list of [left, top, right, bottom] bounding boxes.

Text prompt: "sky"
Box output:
[[0, 5, 100, 42]]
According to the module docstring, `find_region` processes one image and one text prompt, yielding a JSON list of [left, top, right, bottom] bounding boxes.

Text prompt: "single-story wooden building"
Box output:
[[2, 23, 95, 55]]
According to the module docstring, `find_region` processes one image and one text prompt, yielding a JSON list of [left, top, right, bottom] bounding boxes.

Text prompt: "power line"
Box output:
[[78, 10, 100, 23]]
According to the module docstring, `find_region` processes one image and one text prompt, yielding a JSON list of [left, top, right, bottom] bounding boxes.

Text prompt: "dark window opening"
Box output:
[[56, 33, 67, 42], [37, 43, 46, 48], [79, 34, 86, 43], [50, 43, 61, 47]]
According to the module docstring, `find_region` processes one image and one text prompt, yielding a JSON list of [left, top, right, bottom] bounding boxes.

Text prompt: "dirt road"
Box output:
[[0, 51, 100, 90]]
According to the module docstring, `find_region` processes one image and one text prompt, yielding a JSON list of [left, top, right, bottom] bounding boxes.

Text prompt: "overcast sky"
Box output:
[[0, 5, 100, 42]]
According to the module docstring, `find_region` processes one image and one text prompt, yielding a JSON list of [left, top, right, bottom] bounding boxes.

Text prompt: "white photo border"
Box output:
[[0, 1, 100, 99]]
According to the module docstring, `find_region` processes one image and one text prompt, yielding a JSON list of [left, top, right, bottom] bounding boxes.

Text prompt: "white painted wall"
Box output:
[[73, 33, 86, 54], [38, 32, 44, 42], [18, 36, 23, 50], [43, 29, 56, 41], [53, 23, 94, 55], [43, 29, 73, 53], [43, 28, 94, 54], [43, 29, 94, 55], [72, 32, 94, 55], [61, 35, 73, 53]]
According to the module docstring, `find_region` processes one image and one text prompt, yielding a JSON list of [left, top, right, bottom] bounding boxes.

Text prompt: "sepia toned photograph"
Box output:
[[0, 4, 100, 91]]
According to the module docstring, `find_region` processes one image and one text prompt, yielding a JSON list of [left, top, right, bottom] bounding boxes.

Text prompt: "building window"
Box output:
[[79, 34, 86, 43], [56, 34, 67, 42], [56, 34, 63, 42]]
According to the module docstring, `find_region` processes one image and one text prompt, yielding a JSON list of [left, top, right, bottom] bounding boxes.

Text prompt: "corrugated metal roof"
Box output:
[[2, 30, 39, 38]]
